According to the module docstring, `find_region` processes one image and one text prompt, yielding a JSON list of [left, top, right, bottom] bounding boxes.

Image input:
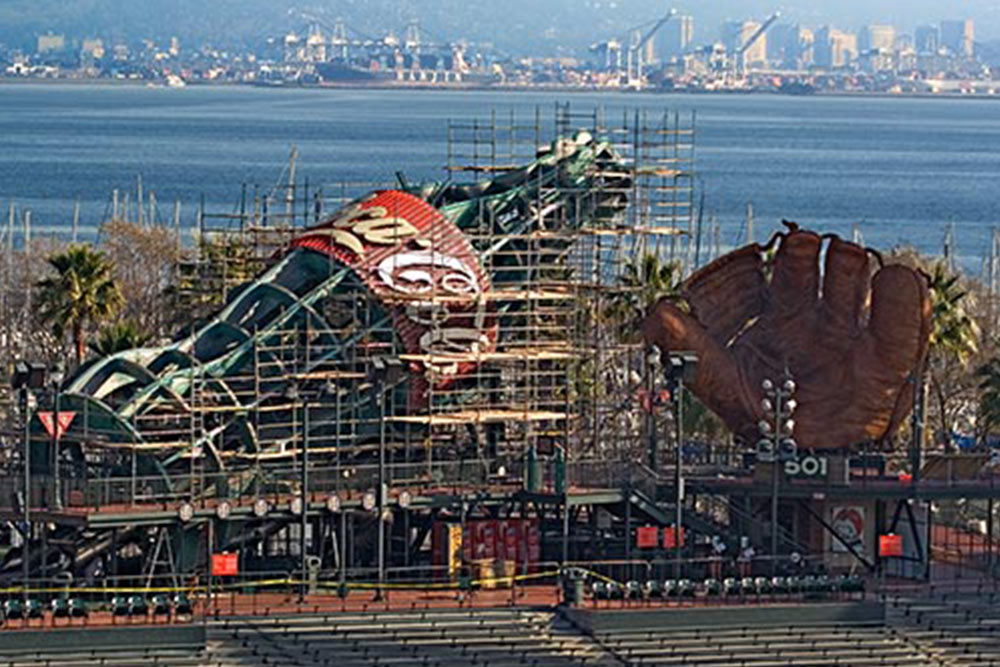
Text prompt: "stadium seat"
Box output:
[[68, 598, 87, 618], [128, 595, 149, 617], [606, 582, 624, 600], [174, 592, 193, 616], [4, 598, 24, 621], [591, 581, 608, 600], [625, 580, 642, 600], [703, 578, 722, 596], [51, 598, 70, 619], [643, 579, 663, 599], [25, 599, 43, 620], [841, 574, 865, 593], [152, 594, 172, 618]]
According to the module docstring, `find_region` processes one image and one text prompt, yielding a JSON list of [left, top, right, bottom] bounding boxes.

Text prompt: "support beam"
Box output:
[[798, 500, 876, 572]]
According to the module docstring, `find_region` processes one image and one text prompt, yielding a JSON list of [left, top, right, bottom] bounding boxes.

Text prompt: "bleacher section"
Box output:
[[206, 608, 617, 667], [590, 623, 938, 666], [889, 587, 1000, 665], [0, 625, 207, 667], [0, 595, 983, 666]]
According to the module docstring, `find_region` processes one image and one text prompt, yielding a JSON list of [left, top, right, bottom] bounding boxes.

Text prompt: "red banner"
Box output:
[[879, 534, 903, 558], [636, 526, 659, 548], [211, 552, 239, 576], [664, 527, 685, 549], [450, 519, 540, 565]]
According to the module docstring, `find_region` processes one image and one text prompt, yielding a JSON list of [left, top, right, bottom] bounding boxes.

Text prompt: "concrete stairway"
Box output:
[[887, 589, 1000, 666], [205, 608, 617, 667], [592, 622, 940, 666]]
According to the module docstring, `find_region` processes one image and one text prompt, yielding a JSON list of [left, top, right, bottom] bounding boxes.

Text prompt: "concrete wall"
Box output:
[[0, 624, 206, 653], [562, 602, 885, 634]]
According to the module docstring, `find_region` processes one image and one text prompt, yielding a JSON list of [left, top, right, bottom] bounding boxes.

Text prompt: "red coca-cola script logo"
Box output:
[[292, 190, 497, 387]]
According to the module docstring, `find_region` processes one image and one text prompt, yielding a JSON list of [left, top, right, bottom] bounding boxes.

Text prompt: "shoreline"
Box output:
[[2, 76, 1000, 101]]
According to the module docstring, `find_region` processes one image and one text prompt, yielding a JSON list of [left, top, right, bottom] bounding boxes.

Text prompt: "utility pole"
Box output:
[[301, 390, 309, 602], [646, 349, 660, 471], [673, 373, 684, 581], [51, 363, 66, 510], [22, 385, 32, 599], [664, 351, 697, 581], [286, 147, 299, 226], [757, 374, 798, 575], [137, 175, 144, 227], [72, 199, 80, 244]]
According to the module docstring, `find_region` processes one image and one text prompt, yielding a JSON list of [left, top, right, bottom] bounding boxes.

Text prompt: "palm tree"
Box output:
[[88, 320, 153, 357], [607, 251, 682, 340], [976, 355, 1000, 442], [928, 262, 979, 363], [924, 262, 980, 451], [37, 244, 123, 365]]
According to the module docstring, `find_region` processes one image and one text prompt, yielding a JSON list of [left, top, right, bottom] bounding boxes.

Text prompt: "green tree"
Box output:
[[928, 263, 980, 362], [37, 244, 124, 365], [976, 354, 1000, 442], [924, 262, 981, 450], [607, 251, 682, 340], [88, 320, 153, 357]]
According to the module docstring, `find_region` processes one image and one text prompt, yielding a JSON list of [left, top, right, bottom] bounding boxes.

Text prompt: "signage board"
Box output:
[[211, 552, 239, 576]]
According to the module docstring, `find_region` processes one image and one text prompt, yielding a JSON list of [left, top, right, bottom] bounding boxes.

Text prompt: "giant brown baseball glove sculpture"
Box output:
[[641, 223, 932, 450]]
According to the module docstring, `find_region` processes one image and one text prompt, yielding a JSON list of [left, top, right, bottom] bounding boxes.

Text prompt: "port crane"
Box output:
[[626, 8, 678, 89], [734, 11, 780, 75]]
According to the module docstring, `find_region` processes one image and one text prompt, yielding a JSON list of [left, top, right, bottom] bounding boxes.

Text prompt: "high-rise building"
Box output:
[[859, 25, 895, 53], [831, 31, 858, 67], [768, 23, 814, 69], [814, 27, 857, 69], [37, 33, 66, 55], [81, 38, 105, 60], [721, 20, 767, 68], [767, 24, 792, 62], [659, 14, 694, 61], [940, 19, 974, 58], [914, 25, 939, 54], [169, 37, 180, 57]]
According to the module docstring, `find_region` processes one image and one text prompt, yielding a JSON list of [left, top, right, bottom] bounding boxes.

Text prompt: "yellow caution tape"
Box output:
[[0, 570, 565, 596]]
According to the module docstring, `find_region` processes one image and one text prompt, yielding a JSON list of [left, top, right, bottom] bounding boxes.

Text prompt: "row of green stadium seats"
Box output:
[[2, 597, 87, 621], [591, 575, 865, 600], [111, 593, 193, 618]]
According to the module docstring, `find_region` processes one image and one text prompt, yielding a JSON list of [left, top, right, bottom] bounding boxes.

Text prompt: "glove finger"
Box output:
[[684, 245, 766, 346], [868, 265, 931, 365], [642, 299, 749, 439], [821, 237, 871, 336], [769, 229, 822, 318], [860, 265, 931, 441]]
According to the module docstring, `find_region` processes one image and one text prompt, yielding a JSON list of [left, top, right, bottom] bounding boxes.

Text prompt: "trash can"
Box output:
[[561, 568, 585, 606], [494, 560, 516, 589], [553, 446, 566, 495], [524, 446, 541, 493], [476, 559, 496, 589], [306, 555, 321, 594]]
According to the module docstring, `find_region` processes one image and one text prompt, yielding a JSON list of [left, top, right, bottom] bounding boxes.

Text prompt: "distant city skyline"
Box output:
[[0, 1, 997, 57]]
